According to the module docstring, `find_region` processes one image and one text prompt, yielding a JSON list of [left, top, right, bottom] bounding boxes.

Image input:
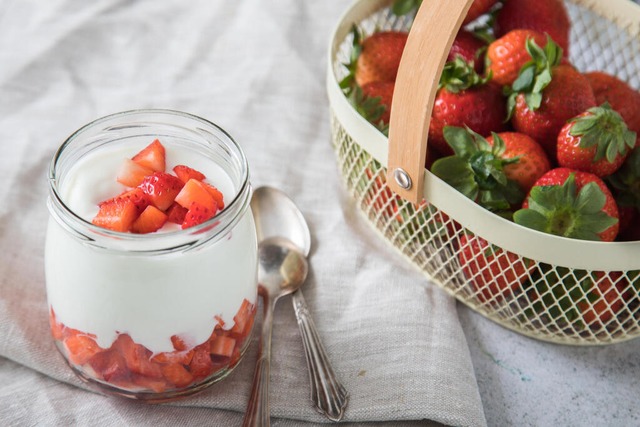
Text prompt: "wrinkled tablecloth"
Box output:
[[0, 1, 638, 426]]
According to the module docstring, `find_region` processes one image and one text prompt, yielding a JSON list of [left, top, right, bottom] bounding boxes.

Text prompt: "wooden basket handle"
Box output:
[[387, 0, 474, 203]]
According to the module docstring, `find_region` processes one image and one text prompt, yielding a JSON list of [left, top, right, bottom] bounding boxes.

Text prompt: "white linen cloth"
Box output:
[[0, 1, 485, 426]]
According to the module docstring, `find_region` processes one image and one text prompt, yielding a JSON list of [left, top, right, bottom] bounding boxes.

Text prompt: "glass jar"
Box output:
[[45, 110, 258, 401]]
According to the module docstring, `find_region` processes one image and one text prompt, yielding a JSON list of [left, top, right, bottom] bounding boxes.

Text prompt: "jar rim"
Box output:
[[48, 109, 252, 252]]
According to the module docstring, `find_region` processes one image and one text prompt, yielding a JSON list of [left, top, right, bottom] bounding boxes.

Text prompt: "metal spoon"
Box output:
[[243, 237, 308, 427], [250, 186, 348, 422]]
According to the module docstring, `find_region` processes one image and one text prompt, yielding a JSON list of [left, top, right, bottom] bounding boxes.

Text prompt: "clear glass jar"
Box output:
[[45, 110, 258, 401]]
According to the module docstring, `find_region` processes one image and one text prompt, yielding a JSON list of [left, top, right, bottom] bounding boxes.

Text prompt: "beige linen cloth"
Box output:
[[0, 0, 486, 425]]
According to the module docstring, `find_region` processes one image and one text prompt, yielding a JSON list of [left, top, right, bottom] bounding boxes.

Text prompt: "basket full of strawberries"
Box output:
[[327, 0, 640, 344]]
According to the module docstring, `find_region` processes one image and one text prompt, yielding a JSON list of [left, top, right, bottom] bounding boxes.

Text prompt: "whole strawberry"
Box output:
[[514, 168, 619, 241], [507, 38, 596, 160], [494, 0, 571, 54], [353, 30, 408, 88], [429, 58, 507, 156], [431, 126, 524, 215], [585, 71, 640, 138], [459, 233, 533, 303], [486, 29, 548, 87], [486, 132, 551, 193], [606, 147, 640, 240], [557, 104, 636, 177], [448, 30, 487, 75]]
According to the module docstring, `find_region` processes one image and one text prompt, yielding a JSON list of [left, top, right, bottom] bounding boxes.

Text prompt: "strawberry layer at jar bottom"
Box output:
[[49, 298, 256, 401]]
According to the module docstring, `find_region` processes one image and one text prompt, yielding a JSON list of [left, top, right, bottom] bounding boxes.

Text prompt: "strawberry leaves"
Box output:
[[514, 173, 618, 241], [431, 126, 524, 214], [567, 104, 636, 163], [506, 36, 563, 117], [439, 57, 490, 93]]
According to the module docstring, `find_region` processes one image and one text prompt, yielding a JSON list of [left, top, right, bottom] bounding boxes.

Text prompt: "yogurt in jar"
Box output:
[[45, 110, 258, 399]]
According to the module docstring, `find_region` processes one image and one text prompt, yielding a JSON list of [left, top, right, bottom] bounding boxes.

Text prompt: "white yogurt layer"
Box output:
[[45, 140, 258, 353]]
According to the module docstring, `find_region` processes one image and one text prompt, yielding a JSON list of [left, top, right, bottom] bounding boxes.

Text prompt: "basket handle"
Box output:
[[386, 0, 474, 203]]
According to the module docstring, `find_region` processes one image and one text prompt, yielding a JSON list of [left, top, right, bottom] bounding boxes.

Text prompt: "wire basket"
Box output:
[[327, 0, 640, 344]]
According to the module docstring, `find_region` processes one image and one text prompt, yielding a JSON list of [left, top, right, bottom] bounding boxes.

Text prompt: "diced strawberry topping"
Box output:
[[138, 172, 184, 211], [166, 202, 188, 224], [174, 179, 217, 211], [117, 158, 154, 187], [181, 201, 216, 229], [64, 334, 102, 365], [131, 205, 168, 234], [203, 183, 225, 210], [132, 374, 168, 393], [161, 363, 194, 388], [49, 308, 65, 340], [230, 298, 254, 336], [173, 165, 206, 183], [92, 195, 141, 232], [132, 139, 166, 172], [151, 349, 194, 365], [170, 334, 189, 351]]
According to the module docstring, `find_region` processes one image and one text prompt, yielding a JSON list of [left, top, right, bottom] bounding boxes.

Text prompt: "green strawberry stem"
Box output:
[[347, 86, 389, 136], [514, 173, 618, 241], [606, 147, 640, 208], [569, 104, 637, 163], [431, 126, 523, 214], [439, 56, 490, 93], [338, 25, 363, 96], [505, 36, 563, 118]]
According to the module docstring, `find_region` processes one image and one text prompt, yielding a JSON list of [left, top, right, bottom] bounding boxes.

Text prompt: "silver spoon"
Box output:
[[250, 186, 348, 422], [243, 236, 308, 427]]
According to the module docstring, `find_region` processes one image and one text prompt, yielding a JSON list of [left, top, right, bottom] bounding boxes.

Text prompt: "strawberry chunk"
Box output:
[[203, 183, 225, 210], [64, 334, 102, 365], [117, 158, 155, 187], [131, 205, 168, 234], [230, 299, 255, 336], [161, 363, 194, 388], [113, 334, 163, 379], [181, 201, 216, 229], [151, 349, 194, 365], [174, 179, 217, 211], [138, 172, 184, 211], [210, 335, 236, 358], [88, 348, 129, 382], [189, 342, 213, 379], [132, 374, 168, 393], [170, 335, 189, 351], [49, 308, 65, 341], [173, 165, 206, 184], [92, 195, 141, 232], [166, 202, 188, 224], [132, 139, 166, 172]]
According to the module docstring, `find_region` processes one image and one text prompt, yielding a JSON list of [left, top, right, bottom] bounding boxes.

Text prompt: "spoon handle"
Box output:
[[243, 291, 275, 427], [292, 290, 348, 421]]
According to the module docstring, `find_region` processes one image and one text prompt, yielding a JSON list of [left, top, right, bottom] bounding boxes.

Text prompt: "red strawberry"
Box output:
[[88, 348, 129, 382], [182, 201, 216, 229], [585, 71, 640, 138], [64, 334, 101, 365], [132, 139, 166, 172], [510, 63, 596, 161], [557, 104, 636, 177], [161, 363, 194, 388], [577, 272, 627, 327], [166, 202, 188, 224], [354, 31, 407, 87], [112, 333, 162, 379], [117, 159, 154, 188], [174, 179, 217, 212], [430, 126, 525, 214], [486, 29, 548, 87], [486, 132, 551, 193], [131, 205, 168, 234], [459, 233, 533, 303], [138, 172, 184, 211], [429, 58, 507, 156], [448, 30, 487, 75], [463, 0, 499, 24], [360, 80, 395, 125], [494, 0, 571, 54], [514, 168, 619, 241], [203, 183, 225, 210], [210, 335, 236, 358], [173, 164, 206, 183], [189, 342, 213, 379], [92, 191, 145, 232], [606, 147, 640, 240]]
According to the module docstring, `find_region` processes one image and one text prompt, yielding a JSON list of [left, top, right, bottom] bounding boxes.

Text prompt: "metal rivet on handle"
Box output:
[[393, 168, 412, 190]]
